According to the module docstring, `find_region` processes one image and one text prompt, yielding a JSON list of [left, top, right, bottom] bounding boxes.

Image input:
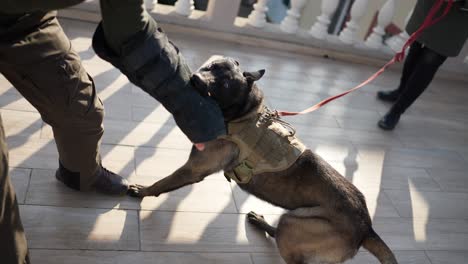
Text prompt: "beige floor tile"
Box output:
[[1, 109, 42, 139], [101, 102, 133, 121], [399, 132, 468, 153], [280, 113, 340, 129], [335, 117, 386, 133], [357, 146, 468, 170], [331, 163, 441, 191], [302, 140, 358, 165], [427, 169, 468, 192], [371, 217, 468, 250], [30, 250, 253, 264], [7, 137, 58, 170], [135, 172, 236, 213], [347, 251, 431, 264], [20, 205, 139, 250], [345, 130, 404, 147], [134, 147, 227, 181], [385, 190, 468, 219], [395, 115, 468, 135], [294, 126, 349, 143], [10, 168, 31, 204], [0, 75, 16, 94], [459, 150, 468, 161], [131, 105, 175, 125], [426, 251, 468, 264], [0, 93, 37, 112], [251, 253, 284, 264], [25, 169, 140, 209], [102, 119, 191, 149], [135, 147, 193, 177], [140, 211, 278, 252], [272, 100, 381, 121]]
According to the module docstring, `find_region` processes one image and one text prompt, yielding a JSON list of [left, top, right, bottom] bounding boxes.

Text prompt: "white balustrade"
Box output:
[[204, 0, 242, 30], [247, 0, 270, 28], [280, 0, 308, 34], [174, 0, 194, 16], [145, 0, 158, 11], [386, 7, 414, 52], [309, 0, 340, 39], [365, 0, 396, 49], [338, 0, 369, 44]]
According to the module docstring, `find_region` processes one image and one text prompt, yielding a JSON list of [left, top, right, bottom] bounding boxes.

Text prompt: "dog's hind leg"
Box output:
[[275, 211, 357, 264], [247, 211, 277, 237], [281, 255, 308, 264]]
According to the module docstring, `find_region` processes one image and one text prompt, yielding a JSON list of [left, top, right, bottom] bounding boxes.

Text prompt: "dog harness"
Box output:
[[221, 104, 306, 184]]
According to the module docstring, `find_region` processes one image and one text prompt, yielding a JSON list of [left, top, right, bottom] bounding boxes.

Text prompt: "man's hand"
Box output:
[[194, 143, 205, 151]]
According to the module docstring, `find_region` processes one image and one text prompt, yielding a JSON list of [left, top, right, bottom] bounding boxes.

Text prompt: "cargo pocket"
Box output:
[[57, 52, 102, 116]]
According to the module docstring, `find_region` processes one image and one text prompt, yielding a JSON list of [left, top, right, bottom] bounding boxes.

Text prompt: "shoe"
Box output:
[[377, 89, 401, 102], [378, 111, 401, 130], [56, 162, 129, 195]]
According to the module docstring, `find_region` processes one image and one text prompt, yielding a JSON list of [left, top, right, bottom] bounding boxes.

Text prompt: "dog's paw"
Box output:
[[247, 211, 265, 224], [127, 184, 148, 198]]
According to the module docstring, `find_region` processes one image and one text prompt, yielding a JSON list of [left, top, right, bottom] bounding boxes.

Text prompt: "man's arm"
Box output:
[[93, 0, 226, 143]]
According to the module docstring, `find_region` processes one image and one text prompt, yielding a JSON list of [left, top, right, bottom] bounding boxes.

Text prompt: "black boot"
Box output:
[[56, 162, 129, 195], [378, 110, 401, 130], [377, 89, 401, 102]]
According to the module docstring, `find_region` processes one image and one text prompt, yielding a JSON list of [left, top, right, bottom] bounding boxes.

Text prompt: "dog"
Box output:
[[128, 57, 398, 264]]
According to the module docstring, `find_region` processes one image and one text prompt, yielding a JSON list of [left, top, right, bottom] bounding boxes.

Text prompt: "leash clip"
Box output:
[[260, 107, 296, 136]]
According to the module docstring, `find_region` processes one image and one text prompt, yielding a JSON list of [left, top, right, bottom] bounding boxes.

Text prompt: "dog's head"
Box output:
[[191, 57, 265, 121]]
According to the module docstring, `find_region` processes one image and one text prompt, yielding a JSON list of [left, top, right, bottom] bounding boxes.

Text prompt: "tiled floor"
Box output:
[[2, 18, 468, 264]]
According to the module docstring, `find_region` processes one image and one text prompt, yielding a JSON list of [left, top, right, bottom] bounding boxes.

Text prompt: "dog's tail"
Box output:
[[362, 229, 398, 264]]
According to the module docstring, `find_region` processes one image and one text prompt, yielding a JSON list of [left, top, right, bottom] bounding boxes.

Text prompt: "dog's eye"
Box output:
[[210, 64, 219, 71], [234, 60, 239, 66]]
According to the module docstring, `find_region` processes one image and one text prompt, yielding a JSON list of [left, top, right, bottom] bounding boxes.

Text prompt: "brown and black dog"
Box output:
[[129, 57, 398, 264]]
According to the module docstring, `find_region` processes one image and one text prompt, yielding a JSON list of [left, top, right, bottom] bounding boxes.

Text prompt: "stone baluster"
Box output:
[[280, 0, 308, 34], [174, 0, 195, 16], [338, 0, 369, 44], [365, 0, 396, 49], [145, 0, 158, 11], [309, 0, 340, 39], [204, 0, 242, 30], [386, 7, 414, 52], [247, 0, 270, 28]]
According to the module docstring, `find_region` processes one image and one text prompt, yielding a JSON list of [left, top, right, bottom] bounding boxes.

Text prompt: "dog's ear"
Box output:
[[243, 69, 265, 83], [190, 73, 209, 96]]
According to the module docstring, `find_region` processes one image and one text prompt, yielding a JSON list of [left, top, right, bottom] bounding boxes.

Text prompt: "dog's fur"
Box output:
[[129, 58, 398, 264]]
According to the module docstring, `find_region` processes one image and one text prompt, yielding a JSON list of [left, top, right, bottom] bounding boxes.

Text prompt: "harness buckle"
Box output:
[[224, 160, 254, 184]]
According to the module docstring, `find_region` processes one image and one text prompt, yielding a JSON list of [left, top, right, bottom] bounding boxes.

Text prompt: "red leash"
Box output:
[[278, 0, 454, 117]]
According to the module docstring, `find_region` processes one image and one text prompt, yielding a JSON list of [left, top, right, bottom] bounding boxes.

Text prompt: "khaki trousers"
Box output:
[[0, 12, 104, 264], [0, 115, 30, 263], [0, 12, 104, 191]]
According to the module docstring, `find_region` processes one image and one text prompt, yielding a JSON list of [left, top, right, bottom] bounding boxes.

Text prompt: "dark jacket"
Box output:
[[406, 0, 468, 57]]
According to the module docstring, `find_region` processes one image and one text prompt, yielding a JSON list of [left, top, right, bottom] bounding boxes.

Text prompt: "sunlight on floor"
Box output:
[[409, 180, 429, 242]]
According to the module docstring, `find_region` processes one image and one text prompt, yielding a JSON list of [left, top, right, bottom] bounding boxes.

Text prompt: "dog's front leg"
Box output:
[[128, 139, 238, 197]]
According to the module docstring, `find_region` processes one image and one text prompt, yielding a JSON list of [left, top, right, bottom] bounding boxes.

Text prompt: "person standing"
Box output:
[[377, 0, 468, 130]]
